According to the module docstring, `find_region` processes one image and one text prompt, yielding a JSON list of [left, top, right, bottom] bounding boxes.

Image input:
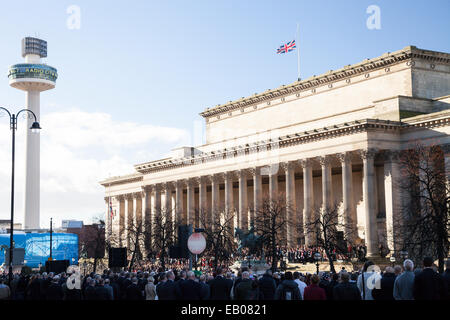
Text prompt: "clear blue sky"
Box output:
[[0, 0, 449, 226], [1, 0, 449, 128]]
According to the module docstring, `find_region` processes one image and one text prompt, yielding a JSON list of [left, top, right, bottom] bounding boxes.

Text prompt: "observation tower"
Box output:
[[7, 37, 58, 229]]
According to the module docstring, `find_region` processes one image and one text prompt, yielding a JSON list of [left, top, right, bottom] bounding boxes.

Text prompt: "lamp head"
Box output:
[[30, 121, 41, 133]]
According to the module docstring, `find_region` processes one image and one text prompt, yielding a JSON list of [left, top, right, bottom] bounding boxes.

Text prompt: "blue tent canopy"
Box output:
[[0, 233, 78, 268]]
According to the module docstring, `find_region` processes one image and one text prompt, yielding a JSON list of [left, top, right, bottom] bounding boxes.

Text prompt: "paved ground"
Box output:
[[286, 261, 360, 273]]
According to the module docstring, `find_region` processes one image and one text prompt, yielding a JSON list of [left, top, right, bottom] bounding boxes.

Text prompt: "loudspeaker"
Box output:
[[108, 247, 127, 268], [169, 246, 181, 258], [178, 225, 192, 259], [4, 248, 25, 266], [45, 260, 70, 273]]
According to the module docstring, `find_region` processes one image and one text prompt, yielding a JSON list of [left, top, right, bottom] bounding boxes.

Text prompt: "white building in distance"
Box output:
[[101, 46, 450, 259]]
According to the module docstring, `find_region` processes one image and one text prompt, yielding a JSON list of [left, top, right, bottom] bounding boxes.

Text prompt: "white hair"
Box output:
[[403, 259, 414, 271]]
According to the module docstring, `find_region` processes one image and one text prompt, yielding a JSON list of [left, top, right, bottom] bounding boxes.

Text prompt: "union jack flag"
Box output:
[[277, 40, 296, 54], [109, 197, 114, 219]]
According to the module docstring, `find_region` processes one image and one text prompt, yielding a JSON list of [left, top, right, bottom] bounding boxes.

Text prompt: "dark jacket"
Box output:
[[95, 285, 113, 300], [209, 276, 233, 300], [126, 283, 143, 300], [65, 288, 82, 300], [46, 283, 63, 300], [84, 285, 97, 300], [258, 274, 277, 300], [333, 282, 361, 300], [413, 268, 446, 300], [156, 280, 179, 300], [178, 279, 202, 300], [29, 279, 41, 300], [274, 280, 301, 300], [234, 278, 258, 300], [443, 269, 450, 299], [372, 273, 396, 300], [326, 280, 339, 300], [199, 282, 210, 300]]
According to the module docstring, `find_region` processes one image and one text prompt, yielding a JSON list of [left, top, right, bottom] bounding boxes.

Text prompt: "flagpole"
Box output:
[[297, 23, 300, 81]]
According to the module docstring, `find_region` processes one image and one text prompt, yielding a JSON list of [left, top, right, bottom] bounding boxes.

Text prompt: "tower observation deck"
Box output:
[[7, 37, 58, 229]]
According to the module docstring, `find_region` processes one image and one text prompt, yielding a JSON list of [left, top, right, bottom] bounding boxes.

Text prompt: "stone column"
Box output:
[[443, 145, 450, 203], [198, 177, 208, 228], [282, 162, 297, 247], [132, 193, 138, 227], [210, 175, 220, 230], [300, 159, 314, 247], [163, 183, 172, 213], [338, 152, 356, 242], [104, 197, 112, 239], [360, 149, 379, 257], [319, 156, 332, 212], [223, 172, 235, 230], [186, 179, 195, 226], [174, 181, 184, 226], [269, 165, 279, 202], [153, 184, 162, 225], [125, 193, 134, 249], [383, 150, 402, 255], [238, 170, 249, 230], [142, 186, 152, 252], [118, 195, 125, 247], [251, 167, 262, 227], [162, 183, 173, 237]]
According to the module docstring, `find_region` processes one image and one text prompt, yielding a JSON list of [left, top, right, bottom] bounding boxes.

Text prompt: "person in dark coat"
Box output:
[[94, 278, 113, 300], [413, 257, 446, 300], [126, 278, 144, 300], [326, 273, 339, 300], [156, 271, 179, 300], [333, 272, 361, 300], [110, 275, 121, 300], [46, 276, 64, 300], [178, 271, 202, 300], [274, 272, 301, 300], [120, 274, 132, 300], [199, 275, 210, 300], [258, 270, 277, 300], [234, 271, 258, 300], [28, 275, 42, 300], [372, 267, 396, 300], [209, 268, 233, 300], [84, 279, 98, 300]]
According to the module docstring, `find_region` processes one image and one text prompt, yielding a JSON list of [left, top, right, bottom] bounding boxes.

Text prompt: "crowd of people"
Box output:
[[280, 245, 368, 264], [0, 256, 449, 300]]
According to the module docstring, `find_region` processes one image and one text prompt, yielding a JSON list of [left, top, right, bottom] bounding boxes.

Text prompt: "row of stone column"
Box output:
[[107, 148, 416, 258]]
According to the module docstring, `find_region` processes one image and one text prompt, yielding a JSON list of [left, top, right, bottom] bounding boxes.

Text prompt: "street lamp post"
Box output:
[[390, 256, 396, 267], [314, 252, 321, 275], [49, 217, 53, 261], [0, 107, 41, 286]]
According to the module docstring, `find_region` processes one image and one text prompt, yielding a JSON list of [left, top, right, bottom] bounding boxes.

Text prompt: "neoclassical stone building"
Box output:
[[101, 46, 450, 258]]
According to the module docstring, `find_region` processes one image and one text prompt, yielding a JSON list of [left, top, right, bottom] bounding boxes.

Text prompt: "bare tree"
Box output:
[[77, 215, 106, 274], [306, 204, 358, 273], [198, 207, 237, 269], [151, 207, 176, 270], [397, 143, 450, 273], [254, 196, 290, 272], [124, 215, 148, 271]]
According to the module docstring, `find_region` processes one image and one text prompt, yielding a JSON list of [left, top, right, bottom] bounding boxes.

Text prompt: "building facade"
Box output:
[[101, 46, 450, 258]]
